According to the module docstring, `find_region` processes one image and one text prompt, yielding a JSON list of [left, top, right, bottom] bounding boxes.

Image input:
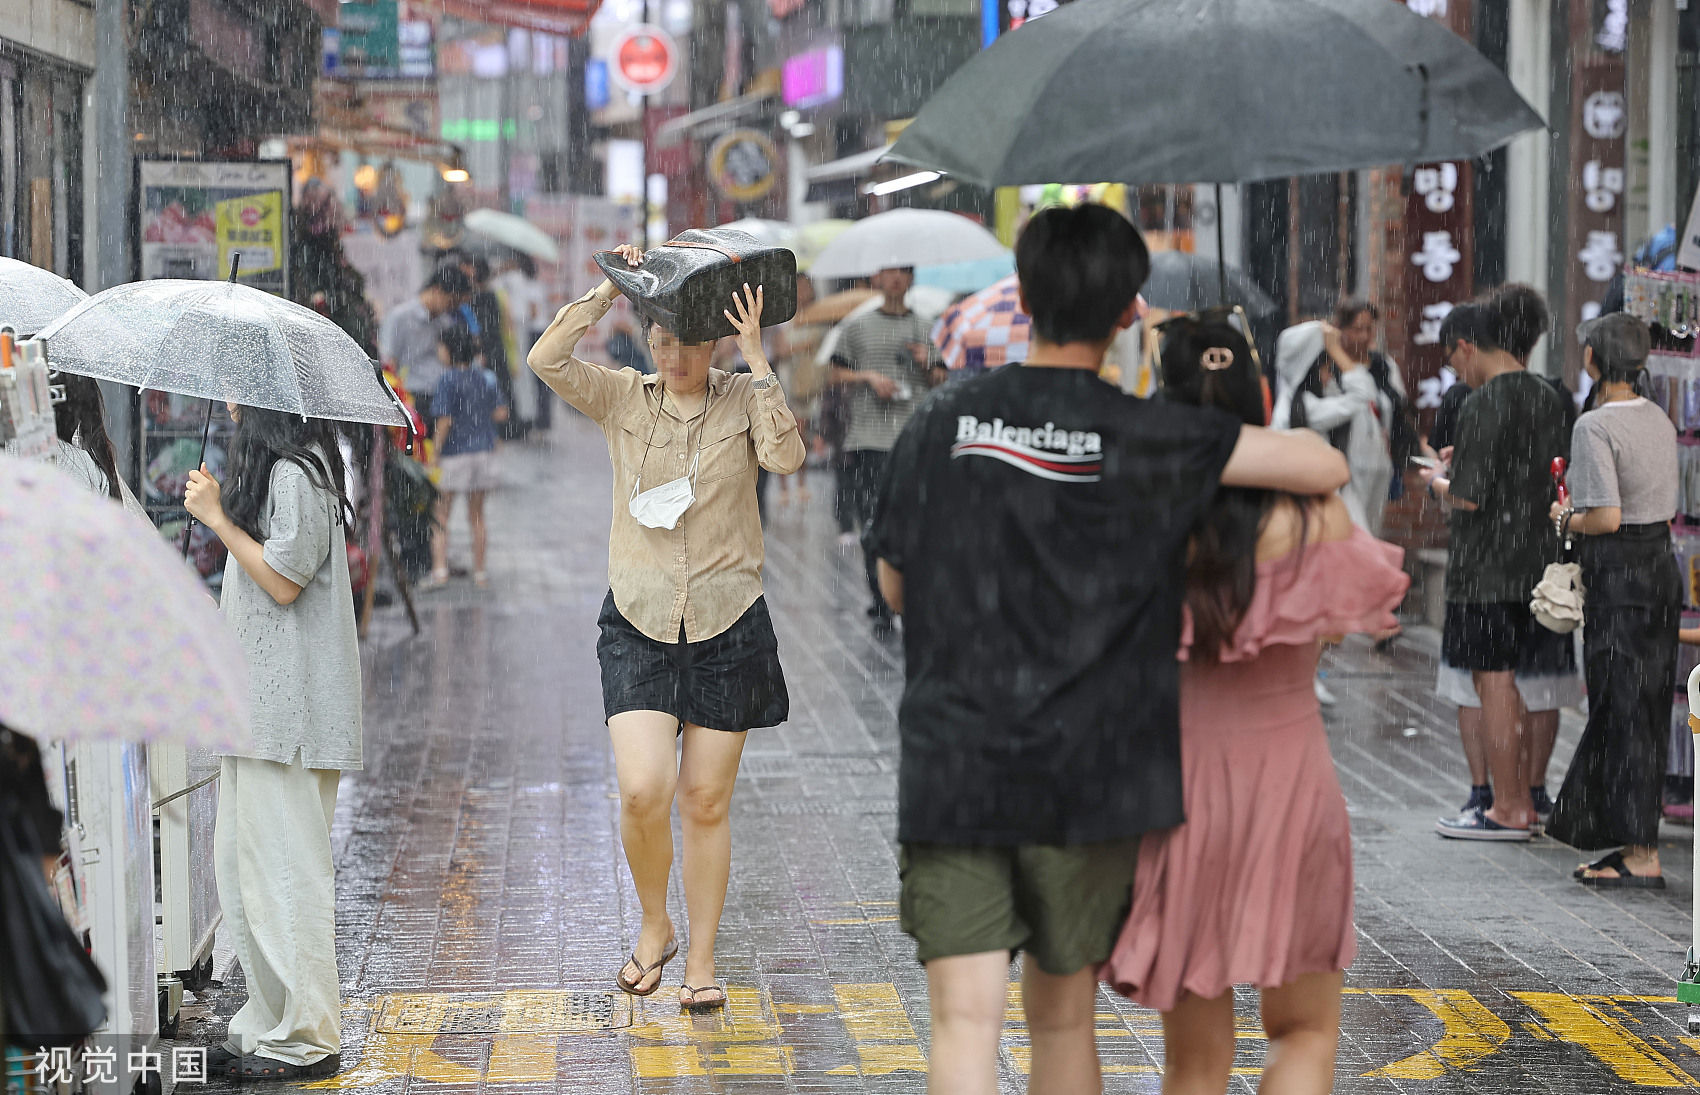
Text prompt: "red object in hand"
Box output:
[[1552, 456, 1569, 506]]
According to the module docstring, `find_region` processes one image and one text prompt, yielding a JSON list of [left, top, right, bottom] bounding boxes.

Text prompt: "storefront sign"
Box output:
[[1561, 0, 1628, 382], [782, 45, 843, 109], [609, 25, 679, 95], [1400, 0, 1473, 427], [138, 161, 291, 296], [708, 130, 779, 204]]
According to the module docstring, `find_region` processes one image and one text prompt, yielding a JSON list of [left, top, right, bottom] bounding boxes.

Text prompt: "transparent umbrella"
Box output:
[[809, 210, 1009, 281], [0, 256, 87, 335], [464, 208, 562, 262]]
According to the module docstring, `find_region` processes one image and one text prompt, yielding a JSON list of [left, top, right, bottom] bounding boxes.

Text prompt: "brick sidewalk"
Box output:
[[178, 418, 1700, 1093]]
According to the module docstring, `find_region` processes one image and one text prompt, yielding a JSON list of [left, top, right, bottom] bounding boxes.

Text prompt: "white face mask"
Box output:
[[628, 453, 699, 529], [627, 387, 708, 530]]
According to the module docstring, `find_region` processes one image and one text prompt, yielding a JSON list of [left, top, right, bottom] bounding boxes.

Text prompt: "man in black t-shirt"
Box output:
[[866, 205, 1349, 1090]]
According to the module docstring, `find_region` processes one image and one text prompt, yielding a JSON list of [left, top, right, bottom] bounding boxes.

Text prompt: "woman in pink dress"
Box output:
[[1103, 314, 1408, 1094]]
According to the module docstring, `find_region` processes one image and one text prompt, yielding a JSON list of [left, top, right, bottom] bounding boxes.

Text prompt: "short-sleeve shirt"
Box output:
[[219, 455, 363, 770], [434, 366, 505, 456], [379, 299, 447, 396], [832, 308, 943, 453], [1429, 380, 1472, 451], [1446, 371, 1570, 604], [1568, 398, 1678, 525], [867, 365, 1240, 846]]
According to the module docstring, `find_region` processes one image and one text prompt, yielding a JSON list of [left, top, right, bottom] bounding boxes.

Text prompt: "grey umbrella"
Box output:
[[884, 0, 1543, 188], [1143, 252, 1277, 316]]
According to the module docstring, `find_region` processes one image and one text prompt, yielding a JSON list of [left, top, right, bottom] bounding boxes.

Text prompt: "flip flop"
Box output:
[[616, 937, 678, 997], [680, 983, 728, 1012], [215, 1052, 342, 1082], [1575, 850, 1666, 889]]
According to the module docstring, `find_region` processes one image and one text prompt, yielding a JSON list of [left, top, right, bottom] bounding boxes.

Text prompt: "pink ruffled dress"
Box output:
[[1102, 526, 1408, 1012]]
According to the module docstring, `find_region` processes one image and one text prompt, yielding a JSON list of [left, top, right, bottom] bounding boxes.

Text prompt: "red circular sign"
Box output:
[[611, 26, 678, 94], [240, 205, 263, 227]]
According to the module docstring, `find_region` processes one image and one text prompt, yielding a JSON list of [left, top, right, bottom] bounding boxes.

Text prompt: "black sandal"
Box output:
[[616, 937, 678, 997], [679, 984, 727, 1012], [1575, 850, 1666, 889], [223, 1053, 342, 1082]]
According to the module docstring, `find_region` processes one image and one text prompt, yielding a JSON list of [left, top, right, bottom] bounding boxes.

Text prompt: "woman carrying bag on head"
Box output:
[[183, 406, 361, 1081], [1546, 313, 1681, 888], [527, 243, 805, 1012]]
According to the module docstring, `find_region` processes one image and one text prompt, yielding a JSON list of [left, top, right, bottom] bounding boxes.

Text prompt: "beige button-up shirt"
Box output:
[[530, 286, 807, 643]]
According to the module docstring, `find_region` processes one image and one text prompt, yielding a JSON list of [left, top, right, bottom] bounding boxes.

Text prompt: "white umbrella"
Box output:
[[0, 455, 250, 750], [464, 209, 562, 263], [815, 286, 960, 368], [0, 256, 87, 335], [714, 218, 795, 250], [809, 209, 1008, 280]]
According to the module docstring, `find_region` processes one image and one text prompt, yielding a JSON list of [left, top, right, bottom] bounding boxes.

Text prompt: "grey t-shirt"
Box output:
[[219, 455, 363, 770], [1569, 397, 1678, 525], [833, 309, 942, 453], [379, 298, 446, 396]]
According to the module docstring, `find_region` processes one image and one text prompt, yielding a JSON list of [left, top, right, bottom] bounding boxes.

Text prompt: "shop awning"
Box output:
[[654, 92, 777, 149], [805, 144, 894, 186], [437, 0, 604, 36]]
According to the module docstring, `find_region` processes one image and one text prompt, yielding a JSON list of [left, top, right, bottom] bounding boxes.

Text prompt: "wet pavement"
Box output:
[[180, 415, 1700, 1092]]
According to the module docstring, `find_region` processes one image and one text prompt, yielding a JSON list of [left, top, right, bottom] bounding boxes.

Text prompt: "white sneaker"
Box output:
[[1314, 677, 1337, 706]]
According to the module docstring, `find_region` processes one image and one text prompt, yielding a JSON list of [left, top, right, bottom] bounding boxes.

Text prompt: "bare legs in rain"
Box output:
[[1475, 671, 1533, 830], [924, 953, 1101, 1095], [608, 712, 747, 1005], [429, 490, 490, 584], [1457, 706, 1558, 802], [1160, 971, 1343, 1095]]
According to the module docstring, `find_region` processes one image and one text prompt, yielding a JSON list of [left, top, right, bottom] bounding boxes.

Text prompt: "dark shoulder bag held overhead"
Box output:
[[595, 229, 798, 346]]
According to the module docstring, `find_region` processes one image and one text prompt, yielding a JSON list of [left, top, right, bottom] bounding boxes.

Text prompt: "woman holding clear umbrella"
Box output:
[[183, 407, 360, 1081], [528, 243, 804, 1012]]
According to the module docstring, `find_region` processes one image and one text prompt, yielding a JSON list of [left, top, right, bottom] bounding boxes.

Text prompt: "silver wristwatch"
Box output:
[[753, 373, 779, 390]]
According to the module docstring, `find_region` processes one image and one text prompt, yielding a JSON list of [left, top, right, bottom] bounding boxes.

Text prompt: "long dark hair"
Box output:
[[52, 372, 123, 501], [222, 406, 351, 542], [1160, 316, 1302, 662]]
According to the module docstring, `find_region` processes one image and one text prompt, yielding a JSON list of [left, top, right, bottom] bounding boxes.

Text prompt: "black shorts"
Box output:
[[596, 591, 789, 732], [1442, 601, 1576, 675]]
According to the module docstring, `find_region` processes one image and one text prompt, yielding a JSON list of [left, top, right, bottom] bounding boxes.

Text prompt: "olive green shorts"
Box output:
[[898, 840, 1140, 976]]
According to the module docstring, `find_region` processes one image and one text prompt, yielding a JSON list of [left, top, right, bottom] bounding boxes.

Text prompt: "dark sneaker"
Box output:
[[1436, 807, 1532, 841], [1530, 786, 1554, 834], [1462, 785, 1494, 814]]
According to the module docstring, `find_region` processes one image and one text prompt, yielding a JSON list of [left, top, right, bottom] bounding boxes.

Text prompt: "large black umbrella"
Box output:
[[1144, 252, 1277, 316], [885, 0, 1543, 187]]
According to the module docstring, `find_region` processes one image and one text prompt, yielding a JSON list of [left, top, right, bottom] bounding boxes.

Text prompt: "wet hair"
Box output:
[[1334, 298, 1379, 328], [1438, 284, 1549, 362], [424, 263, 473, 298], [1580, 312, 1652, 384], [222, 407, 352, 543], [1016, 204, 1150, 346], [439, 323, 479, 366], [513, 253, 537, 279], [51, 372, 123, 501], [1159, 316, 1301, 662]]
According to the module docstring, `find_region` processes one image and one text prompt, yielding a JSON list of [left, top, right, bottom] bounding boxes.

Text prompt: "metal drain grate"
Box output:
[[374, 991, 630, 1034]]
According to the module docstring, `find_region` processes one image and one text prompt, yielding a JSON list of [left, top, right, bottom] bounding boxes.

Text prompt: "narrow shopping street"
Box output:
[[180, 417, 1700, 1093]]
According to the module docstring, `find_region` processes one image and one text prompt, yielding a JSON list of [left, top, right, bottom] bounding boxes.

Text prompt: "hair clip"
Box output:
[[1201, 347, 1235, 371]]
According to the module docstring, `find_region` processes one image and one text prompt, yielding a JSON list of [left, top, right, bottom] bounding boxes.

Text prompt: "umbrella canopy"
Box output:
[[790, 220, 854, 273], [794, 289, 879, 326], [916, 255, 1017, 294], [809, 210, 1008, 280], [884, 0, 1544, 188], [1143, 251, 1278, 315], [0, 455, 250, 750], [932, 275, 1031, 373], [0, 257, 87, 336], [464, 208, 562, 262], [714, 218, 796, 249], [36, 280, 409, 428]]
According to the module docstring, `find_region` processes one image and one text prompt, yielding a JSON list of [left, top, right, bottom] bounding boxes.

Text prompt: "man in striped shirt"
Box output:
[[830, 266, 947, 635]]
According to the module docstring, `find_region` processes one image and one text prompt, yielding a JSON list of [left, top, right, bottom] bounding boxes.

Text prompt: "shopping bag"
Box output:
[[1532, 512, 1584, 634]]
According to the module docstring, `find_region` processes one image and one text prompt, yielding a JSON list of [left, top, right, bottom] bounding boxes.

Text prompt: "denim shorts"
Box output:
[[596, 591, 789, 732]]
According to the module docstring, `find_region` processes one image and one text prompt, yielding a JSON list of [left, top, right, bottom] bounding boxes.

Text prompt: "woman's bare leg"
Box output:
[[675, 723, 748, 1002], [1259, 971, 1343, 1095], [1160, 990, 1236, 1095], [607, 711, 681, 991]]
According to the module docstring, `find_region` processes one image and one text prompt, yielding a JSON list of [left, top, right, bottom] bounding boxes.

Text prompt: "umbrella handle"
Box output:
[[374, 361, 417, 456], [181, 398, 216, 559]]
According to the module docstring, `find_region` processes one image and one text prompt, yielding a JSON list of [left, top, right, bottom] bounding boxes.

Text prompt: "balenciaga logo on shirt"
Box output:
[[952, 416, 1104, 483]]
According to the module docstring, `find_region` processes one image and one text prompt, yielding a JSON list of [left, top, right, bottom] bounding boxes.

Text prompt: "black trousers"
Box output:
[[842, 449, 891, 618], [1548, 525, 1681, 849]]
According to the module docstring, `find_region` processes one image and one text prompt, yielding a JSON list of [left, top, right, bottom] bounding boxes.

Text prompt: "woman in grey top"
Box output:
[[184, 406, 361, 1080], [1547, 313, 1680, 888]]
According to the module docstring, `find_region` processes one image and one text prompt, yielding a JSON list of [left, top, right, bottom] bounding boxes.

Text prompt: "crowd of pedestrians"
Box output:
[[10, 194, 1687, 1094]]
